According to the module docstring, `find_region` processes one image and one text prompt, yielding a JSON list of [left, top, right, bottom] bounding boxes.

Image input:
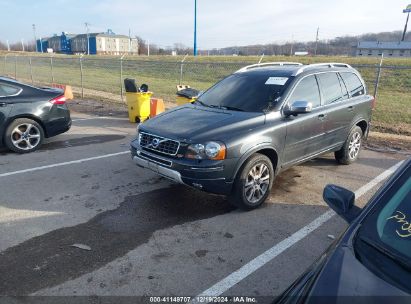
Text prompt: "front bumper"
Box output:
[[130, 142, 234, 195], [133, 155, 183, 184]]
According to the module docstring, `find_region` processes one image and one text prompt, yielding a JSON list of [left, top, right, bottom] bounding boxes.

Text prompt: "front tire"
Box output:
[[229, 154, 274, 210], [335, 126, 363, 165], [4, 118, 44, 154]]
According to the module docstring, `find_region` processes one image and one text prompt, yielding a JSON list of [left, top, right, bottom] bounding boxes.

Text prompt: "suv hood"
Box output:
[[140, 104, 265, 142]]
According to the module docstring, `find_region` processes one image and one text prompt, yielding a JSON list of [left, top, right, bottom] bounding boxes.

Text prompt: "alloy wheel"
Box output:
[[348, 131, 361, 159], [10, 123, 41, 151], [244, 163, 270, 204]]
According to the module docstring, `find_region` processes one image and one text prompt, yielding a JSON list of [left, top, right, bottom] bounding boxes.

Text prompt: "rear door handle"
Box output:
[[318, 114, 327, 120], [0, 102, 7, 107], [347, 106, 354, 111]]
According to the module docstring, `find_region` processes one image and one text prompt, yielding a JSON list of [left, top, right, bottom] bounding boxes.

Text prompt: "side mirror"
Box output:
[[286, 101, 312, 116], [323, 184, 361, 223]]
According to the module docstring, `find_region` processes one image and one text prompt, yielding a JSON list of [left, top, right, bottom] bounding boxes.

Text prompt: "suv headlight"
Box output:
[[186, 141, 226, 160]]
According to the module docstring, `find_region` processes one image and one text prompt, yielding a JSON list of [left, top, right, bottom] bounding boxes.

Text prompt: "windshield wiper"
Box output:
[[218, 106, 244, 112], [194, 99, 210, 107], [194, 101, 244, 112], [358, 235, 411, 271]]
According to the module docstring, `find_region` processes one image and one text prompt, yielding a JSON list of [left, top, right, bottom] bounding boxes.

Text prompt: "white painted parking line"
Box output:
[[0, 151, 129, 178], [193, 160, 404, 301]]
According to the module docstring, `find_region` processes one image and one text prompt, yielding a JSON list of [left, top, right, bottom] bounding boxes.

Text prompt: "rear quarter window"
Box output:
[[0, 84, 21, 97], [340, 72, 365, 97]]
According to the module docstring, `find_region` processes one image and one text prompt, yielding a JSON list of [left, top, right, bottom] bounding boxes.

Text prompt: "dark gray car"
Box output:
[[130, 62, 374, 209]]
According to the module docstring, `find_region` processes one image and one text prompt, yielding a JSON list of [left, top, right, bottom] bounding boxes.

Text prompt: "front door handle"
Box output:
[[0, 102, 7, 107], [347, 106, 354, 111], [318, 114, 327, 121]]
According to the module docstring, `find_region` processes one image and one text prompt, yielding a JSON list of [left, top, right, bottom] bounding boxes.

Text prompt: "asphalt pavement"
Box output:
[[0, 109, 407, 301]]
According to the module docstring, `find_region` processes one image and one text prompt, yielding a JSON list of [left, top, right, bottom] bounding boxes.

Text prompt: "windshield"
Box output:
[[355, 165, 411, 292], [196, 73, 292, 112]]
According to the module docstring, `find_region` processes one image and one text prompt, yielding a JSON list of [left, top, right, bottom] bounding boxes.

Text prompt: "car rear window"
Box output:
[[0, 84, 21, 97], [340, 72, 365, 97], [197, 74, 292, 112]]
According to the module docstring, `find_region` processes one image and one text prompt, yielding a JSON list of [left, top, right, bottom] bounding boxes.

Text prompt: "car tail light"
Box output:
[[50, 95, 66, 105], [371, 97, 376, 109]]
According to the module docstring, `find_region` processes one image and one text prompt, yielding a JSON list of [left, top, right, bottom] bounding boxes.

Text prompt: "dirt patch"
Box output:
[[371, 121, 411, 137], [67, 97, 176, 118], [366, 132, 411, 155]]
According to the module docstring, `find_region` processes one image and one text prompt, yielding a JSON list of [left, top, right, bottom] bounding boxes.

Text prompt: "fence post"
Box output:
[[50, 55, 55, 84], [373, 54, 384, 99], [179, 54, 188, 85], [29, 57, 34, 84], [120, 54, 126, 102], [14, 55, 17, 79], [79, 54, 84, 98]]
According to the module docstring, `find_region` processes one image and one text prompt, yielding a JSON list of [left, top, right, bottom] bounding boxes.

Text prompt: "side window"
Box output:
[[340, 72, 365, 97], [288, 75, 321, 108], [0, 84, 21, 97], [317, 72, 344, 105]]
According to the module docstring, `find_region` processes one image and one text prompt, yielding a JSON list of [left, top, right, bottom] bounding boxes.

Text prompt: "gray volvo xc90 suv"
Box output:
[[130, 62, 374, 210]]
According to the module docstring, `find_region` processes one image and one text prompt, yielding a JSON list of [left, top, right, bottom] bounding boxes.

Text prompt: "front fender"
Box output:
[[231, 144, 280, 181]]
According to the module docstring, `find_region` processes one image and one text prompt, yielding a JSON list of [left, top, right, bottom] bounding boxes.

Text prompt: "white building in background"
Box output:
[[354, 41, 411, 57], [70, 32, 138, 55]]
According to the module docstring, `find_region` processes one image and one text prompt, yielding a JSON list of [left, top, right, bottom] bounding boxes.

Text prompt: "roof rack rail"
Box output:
[[293, 62, 352, 75], [235, 62, 303, 73]]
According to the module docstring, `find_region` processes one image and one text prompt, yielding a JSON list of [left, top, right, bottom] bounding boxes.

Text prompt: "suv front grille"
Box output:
[[139, 132, 180, 156]]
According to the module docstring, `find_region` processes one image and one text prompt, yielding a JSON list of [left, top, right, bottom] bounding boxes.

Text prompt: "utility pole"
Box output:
[[193, 0, 197, 56], [402, 5, 411, 41], [147, 39, 150, 56], [314, 27, 319, 56], [128, 28, 131, 53], [6, 40, 10, 51], [32, 24, 37, 52], [289, 35, 294, 56], [85, 22, 90, 55], [21, 39, 25, 52]]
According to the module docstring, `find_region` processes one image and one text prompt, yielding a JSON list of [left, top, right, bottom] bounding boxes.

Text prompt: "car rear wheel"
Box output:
[[229, 154, 274, 210], [4, 118, 44, 154], [335, 126, 363, 165]]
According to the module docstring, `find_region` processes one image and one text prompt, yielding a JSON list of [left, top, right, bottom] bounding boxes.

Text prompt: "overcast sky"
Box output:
[[0, 0, 409, 49]]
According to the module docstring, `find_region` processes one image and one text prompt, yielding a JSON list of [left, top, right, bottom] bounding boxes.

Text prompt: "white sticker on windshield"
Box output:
[[265, 77, 289, 85]]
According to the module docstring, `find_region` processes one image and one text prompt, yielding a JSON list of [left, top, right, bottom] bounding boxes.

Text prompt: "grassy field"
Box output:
[[1, 52, 410, 135]]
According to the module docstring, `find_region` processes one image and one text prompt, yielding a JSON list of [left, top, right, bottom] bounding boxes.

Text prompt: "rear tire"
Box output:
[[335, 126, 363, 165], [229, 154, 274, 210], [4, 118, 44, 154]]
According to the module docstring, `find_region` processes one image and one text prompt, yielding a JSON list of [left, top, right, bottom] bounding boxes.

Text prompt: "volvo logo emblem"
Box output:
[[151, 138, 160, 148]]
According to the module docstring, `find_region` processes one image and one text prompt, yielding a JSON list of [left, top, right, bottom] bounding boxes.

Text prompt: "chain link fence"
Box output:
[[1, 54, 410, 133]]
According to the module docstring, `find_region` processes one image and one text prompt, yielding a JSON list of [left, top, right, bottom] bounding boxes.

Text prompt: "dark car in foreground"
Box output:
[[276, 158, 411, 304], [130, 62, 374, 209], [0, 77, 71, 153]]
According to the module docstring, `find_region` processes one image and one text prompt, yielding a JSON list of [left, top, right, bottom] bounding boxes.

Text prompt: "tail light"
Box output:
[[50, 95, 66, 105], [371, 97, 376, 110]]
